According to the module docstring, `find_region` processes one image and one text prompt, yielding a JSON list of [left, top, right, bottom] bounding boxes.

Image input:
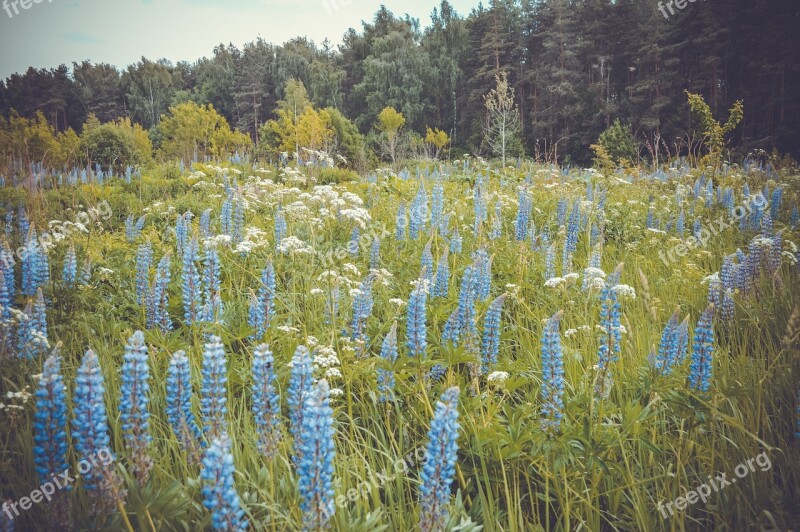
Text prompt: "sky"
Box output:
[[0, 0, 481, 78]]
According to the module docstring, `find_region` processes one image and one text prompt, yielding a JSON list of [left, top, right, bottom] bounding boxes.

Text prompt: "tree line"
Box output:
[[1, 0, 797, 168]]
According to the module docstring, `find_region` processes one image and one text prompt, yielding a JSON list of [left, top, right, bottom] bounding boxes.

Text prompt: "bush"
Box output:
[[597, 119, 637, 166], [317, 167, 360, 185]]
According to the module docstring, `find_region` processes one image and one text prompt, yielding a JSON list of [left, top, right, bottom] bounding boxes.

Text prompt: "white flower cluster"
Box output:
[[277, 236, 314, 255]]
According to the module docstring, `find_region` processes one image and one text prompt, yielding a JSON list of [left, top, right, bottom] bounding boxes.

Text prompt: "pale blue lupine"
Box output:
[[251, 344, 281, 458], [220, 196, 233, 237], [201, 335, 228, 439], [596, 264, 623, 396], [721, 288, 734, 321], [449, 228, 462, 254], [200, 208, 213, 239], [515, 187, 532, 241], [473, 248, 491, 301], [406, 277, 428, 357], [689, 305, 715, 393], [182, 238, 202, 325], [296, 380, 336, 531], [676, 209, 685, 236], [410, 189, 426, 240], [480, 294, 507, 374], [274, 206, 287, 245], [62, 245, 77, 287], [377, 322, 398, 402], [556, 198, 567, 225], [0, 261, 10, 318], [201, 245, 222, 323], [201, 435, 248, 532], [540, 311, 565, 430], [490, 201, 502, 240], [655, 307, 683, 375], [545, 243, 557, 280], [288, 345, 315, 459], [350, 275, 374, 350], [148, 253, 172, 331], [396, 201, 407, 241], [472, 183, 486, 233], [15, 301, 34, 357], [419, 386, 460, 532], [136, 242, 153, 305], [119, 331, 152, 484], [771, 187, 782, 221], [433, 248, 450, 298], [72, 350, 115, 492], [166, 350, 203, 452], [421, 241, 434, 285], [33, 354, 68, 485], [452, 265, 478, 342], [1, 241, 14, 299], [232, 193, 245, 245], [175, 213, 189, 257], [790, 205, 799, 229], [249, 260, 276, 340], [348, 226, 360, 256], [370, 237, 381, 270], [431, 183, 444, 232]]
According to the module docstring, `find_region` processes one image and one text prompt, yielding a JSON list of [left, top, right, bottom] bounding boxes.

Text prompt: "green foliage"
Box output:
[[597, 119, 637, 166], [687, 92, 744, 174], [80, 114, 153, 171]]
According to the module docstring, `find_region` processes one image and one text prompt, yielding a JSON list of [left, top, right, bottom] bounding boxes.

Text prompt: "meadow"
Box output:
[[0, 158, 799, 531]]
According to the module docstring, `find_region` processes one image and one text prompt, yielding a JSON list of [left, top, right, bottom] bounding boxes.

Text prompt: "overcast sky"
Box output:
[[0, 0, 481, 78]]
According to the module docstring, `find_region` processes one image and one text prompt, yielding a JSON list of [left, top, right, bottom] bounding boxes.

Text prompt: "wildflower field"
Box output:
[[1, 158, 799, 531]]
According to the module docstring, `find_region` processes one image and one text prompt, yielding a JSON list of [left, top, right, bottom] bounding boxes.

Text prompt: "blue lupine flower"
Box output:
[[689, 305, 715, 393], [220, 196, 233, 237], [136, 242, 153, 305], [540, 311, 565, 430], [490, 201, 502, 240], [72, 350, 114, 491], [707, 274, 722, 311], [350, 275, 374, 350], [182, 238, 202, 325], [349, 226, 360, 256], [472, 183, 486, 234], [33, 354, 68, 485], [200, 435, 248, 532], [148, 253, 172, 331], [201, 245, 221, 323], [515, 188, 532, 241], [15, 302, 34, 357], [377, 322, 398, 402], [249, 260, 276, 340], [655, 307, 683, 376], [200, 209, 213, 239], [473, 249, 491, 301], [452, 265, 478, 343], [201, 335, 228, 439], [232, 194, 245, 245], [431, 184, 444, 232], [421, 241, 434, 285], [1, 241, 14, 300], [251, 344, 281, 458], [433, 248, 450, 298], [545, 243, 557, 280], [771, 187, 783, 221], [274, 206, 287, 245], [676, 209, 685, 236], [790, 205, 799, 229], [646, 206, 654, 229], [768, 232, 782, 274], [556, 198, 567, 225], [419, 386, 460, 532], [288, 345, 315, 457], [166, 350, 203, 453], [119, 331, 152, 484], [449, 228, 462, 254], [175, 213, 189, 257], [62, 245, 77, 287], [297, 380, 336, 531], [596, 264, 623, 396], [396, 201, 407, 241], [0, 262, 10, 319], [370, 237, 381, 270], [17, 206, 29, 237], [480, 294, 506, 374], [721, 288, 734, 321], [406, 277, 428, 357]]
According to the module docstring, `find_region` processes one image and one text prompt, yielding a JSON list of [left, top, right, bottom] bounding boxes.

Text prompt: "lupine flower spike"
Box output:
[[201, 435, 248, 532], [288, 345, 315, 462], [689, 304, 715, 393], [201, 335, 229, 439], [251, 344, 281, 458], [297, 379, 336, 531], [166, 350, 203, 459], [119, 331, 153, 485], [419, 386, 460, 532], [540, 311, 565, 432], [480, 294, 507, 374]]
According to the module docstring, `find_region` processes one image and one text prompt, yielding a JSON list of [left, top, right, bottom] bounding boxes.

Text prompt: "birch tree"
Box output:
[[483, 72, 520, 167]]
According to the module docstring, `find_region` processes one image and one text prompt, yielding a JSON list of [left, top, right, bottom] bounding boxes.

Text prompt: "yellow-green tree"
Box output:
[[157, 101, 249, 165], [81, 115, 152, 171], [377, 107, 405, 164], [425, 127, 450, 160], [686, 91, 743, 174]]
